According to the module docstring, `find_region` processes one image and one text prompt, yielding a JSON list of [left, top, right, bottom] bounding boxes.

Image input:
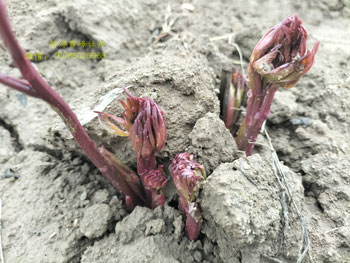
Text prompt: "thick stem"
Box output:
[[149, 190, 165, 209], [245, 65, 262, 126], [185, 209, 202, 241], [237, 85, 278, 156], [0, 0, 142, 206], [98, 146, 145, 205], [137, 154, 157, 175], [137, 154, 162, 208], [178, 195, 202, 240]]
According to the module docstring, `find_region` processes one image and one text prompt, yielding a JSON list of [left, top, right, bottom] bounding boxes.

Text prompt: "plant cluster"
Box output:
[[95, 89, 169, 210], [94, 91, 206, 239], [0, 0, 318, 242], [221, 15, 319, 156]]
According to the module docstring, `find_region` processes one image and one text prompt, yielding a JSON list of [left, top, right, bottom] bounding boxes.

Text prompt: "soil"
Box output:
[[1, 0, 350, 262]]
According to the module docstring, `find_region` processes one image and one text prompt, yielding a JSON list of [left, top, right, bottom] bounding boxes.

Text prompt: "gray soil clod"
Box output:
[[189, 112, 238, 174], [201, 154, 305, 263], [80, 203, 113, 239]]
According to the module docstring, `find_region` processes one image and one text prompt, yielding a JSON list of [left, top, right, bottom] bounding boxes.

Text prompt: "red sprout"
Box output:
[[95, 90, 168, 208], [236, 15, 319, 155], [171, 153, 206, 240]]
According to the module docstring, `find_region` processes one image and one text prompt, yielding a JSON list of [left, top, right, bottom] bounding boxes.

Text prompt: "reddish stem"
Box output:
[[137, 154, 165, 208], [237, 85, 278, 155], [137, 154, 157, 175], [0, 73, 39, 97], [149, 190, 165, 209], [0, 0, 142, 206], [179, 195, 202, 240], [224, 83, 235, 129], [185, 210, 202, 240]]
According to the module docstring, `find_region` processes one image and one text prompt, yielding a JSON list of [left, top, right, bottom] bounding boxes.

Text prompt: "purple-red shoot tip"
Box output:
[[250, 14, 319, 90], [96, 90, 168, 208], [171, 153, 206, 202], [236, 15, 319, 156], [95, 90, 167, 174], [171, 153, 206, 240], [130, 98, 167, 172]]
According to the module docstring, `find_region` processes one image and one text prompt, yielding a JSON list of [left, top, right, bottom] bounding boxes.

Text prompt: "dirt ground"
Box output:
[[1, 0, 350, 262]]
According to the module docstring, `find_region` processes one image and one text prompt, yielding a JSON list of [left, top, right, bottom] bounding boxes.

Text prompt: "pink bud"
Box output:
[[250, 15, 319, 89], [129, 98, 167, 162], [171, 153, 206, 203], [171, 153, 206, 240], [95, 89, 167, 174]]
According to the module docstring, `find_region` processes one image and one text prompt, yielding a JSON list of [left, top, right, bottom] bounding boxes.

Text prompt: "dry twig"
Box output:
[[238, 159, 257, 186], [263, 128, 311, 263], [153, 4, 179, 43], [228, 35, 246, 77], [209, 34, 247, 76]]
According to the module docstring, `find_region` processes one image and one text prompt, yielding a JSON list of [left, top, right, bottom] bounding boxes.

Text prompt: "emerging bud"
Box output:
[[236, 15, 319, 156], [171, 153, 206, 240], [143, 166, 168, 190], [129, 98, 167, 167], [94, 88, 144, 136], [95, 89, 167, 174], [118, 88, 151, 133], [219, 69, 248, 136], [250, 14, 319, 89], [95, 89, 167, 209], [171, 153, 206, 202]]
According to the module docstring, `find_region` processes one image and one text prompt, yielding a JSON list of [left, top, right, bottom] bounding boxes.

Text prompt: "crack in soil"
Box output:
[[0, 118, 23, 151], [29, 144, 63, 159]]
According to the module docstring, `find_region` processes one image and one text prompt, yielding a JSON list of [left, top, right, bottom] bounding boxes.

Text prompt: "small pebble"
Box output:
[[81, 163, 90, 176], [193, 251, 203, 262], [72, 158, 81, 166], [92, 189, 110, 204], [290, 117, 310, 126], [145, 219, 165, 235], [80, 191, 87, 201], [181, 3, 195, 12], [80, 204, 112, 239]]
